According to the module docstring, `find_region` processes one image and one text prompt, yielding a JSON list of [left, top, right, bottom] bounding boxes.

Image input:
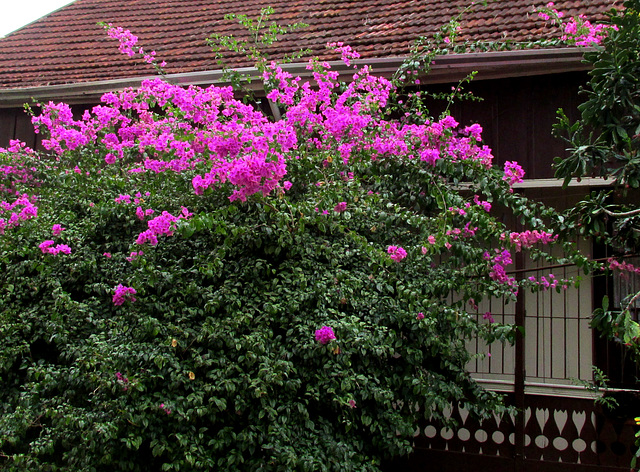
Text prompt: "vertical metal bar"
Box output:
[[563, 265, 568, 380], [514, 249, 526, 472], [591, 241, 601, 383], [547, 266, 552, 381], [537, 271, 542, 379]]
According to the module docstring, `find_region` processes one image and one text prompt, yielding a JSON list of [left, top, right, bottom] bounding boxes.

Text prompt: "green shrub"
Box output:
[[0, 34, 581, 471]]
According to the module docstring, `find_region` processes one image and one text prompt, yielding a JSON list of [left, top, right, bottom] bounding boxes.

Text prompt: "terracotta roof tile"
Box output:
[[0, 0, 621, 89]]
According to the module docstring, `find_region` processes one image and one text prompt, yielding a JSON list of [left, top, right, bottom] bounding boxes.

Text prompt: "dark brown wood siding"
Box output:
[[425, 71, 587, 179], [0, 106, 41, 150]]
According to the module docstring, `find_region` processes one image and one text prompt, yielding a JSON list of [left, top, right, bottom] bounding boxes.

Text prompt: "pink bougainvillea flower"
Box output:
[[504, 230, 558, 252], [39, 240, 55, 253], [39, 240, 71, 255], [115, 194, 132, 204], [416, 312, 425, 320], [503, 161, 525, 186], [334, 201, 347, 212], [387, 245, 407, 262], [135, 210, 186, 246], [113, 284, 137, 305], [327, 41, 360, 67], [0, 194, 38, 235], [179, 207, 192, 219], [473, 195, 492, 212], [52, 224, 65, 236], [419, 148, 440, 166], [115, 372, 129, 391], [105, 24, 138, 57], [126, 251, 143, 262], [315, 326, 336, 344], [483, 312, 495, 323], [136, 229, 158, 246], [55, 244, 71, 255]]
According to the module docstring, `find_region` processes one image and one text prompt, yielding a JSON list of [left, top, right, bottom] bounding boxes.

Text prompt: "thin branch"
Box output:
[[603, 207, 640, 218], [623, 290, 640, 313]]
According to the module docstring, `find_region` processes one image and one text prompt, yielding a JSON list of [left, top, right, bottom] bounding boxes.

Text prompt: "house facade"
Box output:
[[0, 1, 633, 471]]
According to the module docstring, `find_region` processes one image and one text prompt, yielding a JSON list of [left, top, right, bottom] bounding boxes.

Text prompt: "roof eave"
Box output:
[[0, 47, 589, 108]]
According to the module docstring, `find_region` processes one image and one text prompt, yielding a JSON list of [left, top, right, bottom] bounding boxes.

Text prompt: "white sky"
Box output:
[[1, 0, 76, 37]]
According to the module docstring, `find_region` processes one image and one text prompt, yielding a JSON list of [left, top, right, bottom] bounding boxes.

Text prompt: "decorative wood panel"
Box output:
[[396, 395, 637, 471]]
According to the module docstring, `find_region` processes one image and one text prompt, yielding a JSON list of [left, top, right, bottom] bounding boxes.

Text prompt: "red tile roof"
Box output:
[[0, 0, 621, 90]]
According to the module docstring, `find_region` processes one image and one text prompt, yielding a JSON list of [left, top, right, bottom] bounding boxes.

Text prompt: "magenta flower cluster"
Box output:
[[503, 161, 525, 186], [334, 201, 347, 212], [473, 195, 492, 213], [0, 194, 38, 235], [609, 258, 640, 276], [315, 326, 336, 344], [562, 17, 617, 46], [503, 230, 558, 252], [113, 284, 137, 306], [136, 208, 191, 246], [38, 240, 71, 255], [105, 24, 138, 57], [0, 141, 37, 197], [527, 273, 566, 291], [29, 52, 500, 213], [115, 372, 130, 391], [387, 245, 407, 262], [126, 250, 144, 262], [484, 248, 517, 291], [104, 23, 165, 66], [51, 224, 65, 236], [327, 41, 361, 67], [446, 222, 477, 240], [482, 312, 495, 323], [538, 3, 618, 46]]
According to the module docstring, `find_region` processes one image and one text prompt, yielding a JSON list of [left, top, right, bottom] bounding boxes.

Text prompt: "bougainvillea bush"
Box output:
[[0, 30, 581, 471]]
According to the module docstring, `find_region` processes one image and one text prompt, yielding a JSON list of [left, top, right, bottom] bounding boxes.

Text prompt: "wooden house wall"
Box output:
[[426, 71, 587, 179], [0, 107, 41, 150]]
